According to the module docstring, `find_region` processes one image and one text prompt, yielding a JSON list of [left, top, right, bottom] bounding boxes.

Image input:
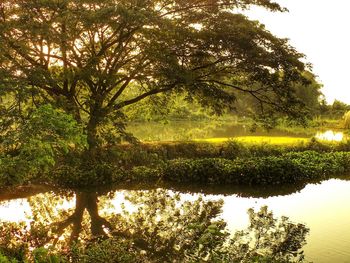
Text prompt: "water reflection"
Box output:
[[162, 181, 309, 198], [0, 188, 309, 262]]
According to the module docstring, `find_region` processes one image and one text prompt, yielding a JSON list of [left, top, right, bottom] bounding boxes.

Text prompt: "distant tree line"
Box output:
[[126, 70, 350, 122], [319, 99, 350, 119]]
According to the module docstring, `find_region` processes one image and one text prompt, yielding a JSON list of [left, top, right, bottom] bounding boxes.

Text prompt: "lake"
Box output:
[[127, 121, 347, 142], [1, 178, 350, 262], [127, 121, 310, 141]]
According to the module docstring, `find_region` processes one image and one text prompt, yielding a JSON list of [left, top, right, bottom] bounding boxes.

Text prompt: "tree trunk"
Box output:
[[86, 97, 105, 154], [67, 98, 82, 123], [87, 117, 99, 152]]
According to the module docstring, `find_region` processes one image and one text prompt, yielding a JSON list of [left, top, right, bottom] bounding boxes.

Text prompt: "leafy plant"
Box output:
[[0, 104, 86, 185]]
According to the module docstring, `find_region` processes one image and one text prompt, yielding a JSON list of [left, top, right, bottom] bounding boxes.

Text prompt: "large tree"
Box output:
[[0, 0, 308, 149]]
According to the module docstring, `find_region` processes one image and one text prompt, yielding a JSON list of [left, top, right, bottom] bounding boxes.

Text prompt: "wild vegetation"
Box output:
[[2, 124, 350, 188], [1, 0, 348, 180]]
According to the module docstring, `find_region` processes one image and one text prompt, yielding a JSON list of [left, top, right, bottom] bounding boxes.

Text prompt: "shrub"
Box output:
[[221, 140, 250, 159], [0, 252, 19, 263], [32, 247, 65, 263], [0, 105, 86, 187], [70, 238, 138, 263], [163, 151, 350, 185]]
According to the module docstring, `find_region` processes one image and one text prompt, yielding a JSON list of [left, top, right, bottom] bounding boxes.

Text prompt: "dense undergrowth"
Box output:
[[8, 139, 346, 188], [163, 151, 350, 185], [1, 104, 349, 188], [0, 106, 349, 188], [2, 135, 350, 188]]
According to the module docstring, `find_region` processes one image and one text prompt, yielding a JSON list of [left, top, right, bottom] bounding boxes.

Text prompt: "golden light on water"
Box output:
[[0, 199, 31, 222], [1, 179, 350, 262], [315, 130, 344, 142]]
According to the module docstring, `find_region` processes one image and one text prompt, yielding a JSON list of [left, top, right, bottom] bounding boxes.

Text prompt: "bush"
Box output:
[[70, 238, 138, 263], [0, 251, 19, 263], [0, 105, 86, 187], [163, 151, 350, 185], [32, 247, 65, 263], [50, 148, 350, 187]]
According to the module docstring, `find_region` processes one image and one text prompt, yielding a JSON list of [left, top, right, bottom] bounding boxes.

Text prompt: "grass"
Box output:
[[195, 136, 310, 145]]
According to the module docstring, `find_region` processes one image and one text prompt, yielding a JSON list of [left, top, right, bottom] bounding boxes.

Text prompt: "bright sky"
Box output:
[[246, 0, 350, 104]]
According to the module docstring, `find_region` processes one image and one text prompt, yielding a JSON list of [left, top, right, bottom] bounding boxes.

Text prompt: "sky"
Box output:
[[245, 0, 350, 104]]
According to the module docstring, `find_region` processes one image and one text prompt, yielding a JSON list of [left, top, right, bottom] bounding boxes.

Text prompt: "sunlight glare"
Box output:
[[315, 130, 344, 142]]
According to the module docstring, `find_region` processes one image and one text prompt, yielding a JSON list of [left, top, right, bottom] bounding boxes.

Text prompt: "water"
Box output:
[[127, 121, 347, 142], [315, 130, 346, 142], [218, 179, 350, 262], [1, 179, 350, 262], [127, 121, 313, 141]]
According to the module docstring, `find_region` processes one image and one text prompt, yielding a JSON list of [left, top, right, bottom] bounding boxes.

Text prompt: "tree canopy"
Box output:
[[292, 71, 323, 115], [0, 0, 309, 148]]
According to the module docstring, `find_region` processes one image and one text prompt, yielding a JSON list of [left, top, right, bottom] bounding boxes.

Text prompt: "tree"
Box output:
[[331, 99, 350, 118], [0, 0, 308, 150], [290, 71, 323, 115], [318, 99, 350, 119], [232, 70, 323, 120]]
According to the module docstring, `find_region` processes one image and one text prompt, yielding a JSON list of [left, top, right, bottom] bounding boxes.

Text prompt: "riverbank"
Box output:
[[3, 139, 349, 188], [2, 139, 350, 263], [126, 117, 344, 142]]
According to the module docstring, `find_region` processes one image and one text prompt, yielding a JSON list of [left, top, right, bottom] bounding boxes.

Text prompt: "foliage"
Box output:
[[0, 0, 311, 148], [230, 206, 309, 262], [36, 138, 350, 187], [319, 99, 350, 119], [2, 130, 350, 188], [0, 252, 19, 263], [291, 71, 323, 116], [124, 93, 215, 122], [32, 248, 64, 263], [163, 151, 350, 185], [0, 104, 86, 186], [233, 70, 323, 120], [0, 221, 28, 262], [108, 138, 350, 164], [70, 238, 137, 263], [331, 100, 350, 117]]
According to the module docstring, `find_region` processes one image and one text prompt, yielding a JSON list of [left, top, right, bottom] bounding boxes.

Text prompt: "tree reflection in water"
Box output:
[[0, 189, 309, 262]]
